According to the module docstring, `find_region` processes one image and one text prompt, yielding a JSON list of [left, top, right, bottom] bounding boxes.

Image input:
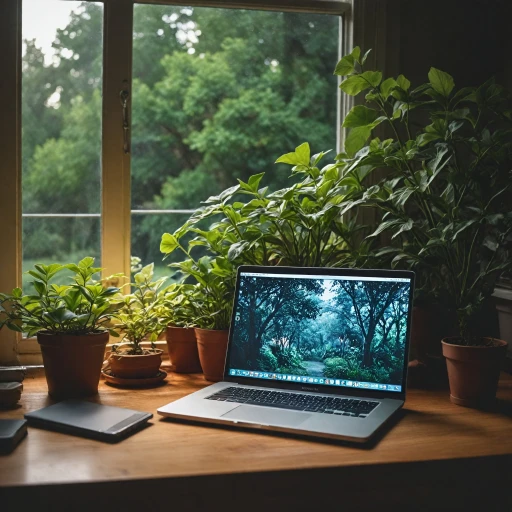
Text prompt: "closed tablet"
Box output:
[[25, 399, 152, 442]]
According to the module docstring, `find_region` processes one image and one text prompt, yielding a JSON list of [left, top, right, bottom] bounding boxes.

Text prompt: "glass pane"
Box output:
[[131, 4, 340, 267], [22, 1, 103, 276], [22, 216, 101, 291]]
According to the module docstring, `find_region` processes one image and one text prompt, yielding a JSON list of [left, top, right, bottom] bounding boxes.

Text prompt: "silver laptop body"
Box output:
[[158, 266, 415, 443]]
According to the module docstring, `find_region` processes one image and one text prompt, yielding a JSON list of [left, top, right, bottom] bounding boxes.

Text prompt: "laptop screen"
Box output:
[[226, 269, 413, 393]]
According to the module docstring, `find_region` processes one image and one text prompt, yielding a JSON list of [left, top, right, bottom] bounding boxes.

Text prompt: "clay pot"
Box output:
[[109, 349, 163, 379], [37, 331, 109, 398], [442, 337, 508, 407], [166, 326, 202, 373], [195, 328, 229, 382]]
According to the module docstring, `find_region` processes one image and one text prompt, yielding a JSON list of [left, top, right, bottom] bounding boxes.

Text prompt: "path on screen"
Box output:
[[304, 360, 325, 377]]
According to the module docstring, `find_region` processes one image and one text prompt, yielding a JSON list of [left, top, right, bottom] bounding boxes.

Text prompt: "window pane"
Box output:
[[22, 1, 103, 276], [131, 4, 340, 266]]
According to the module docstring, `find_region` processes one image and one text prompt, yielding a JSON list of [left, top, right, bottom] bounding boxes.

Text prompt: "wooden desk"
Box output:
[[1, 370, 511, 511]]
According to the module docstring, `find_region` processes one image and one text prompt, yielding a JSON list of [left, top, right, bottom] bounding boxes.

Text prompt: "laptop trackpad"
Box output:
[[221, 406, 311, 427]]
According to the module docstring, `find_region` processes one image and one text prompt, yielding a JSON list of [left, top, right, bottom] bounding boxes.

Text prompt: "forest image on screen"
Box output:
[[230, 276, 410, 386]]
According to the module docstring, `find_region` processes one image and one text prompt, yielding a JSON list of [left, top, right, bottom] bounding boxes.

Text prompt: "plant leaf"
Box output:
[[160, 233, 180, 254], [342, 105, 379, 128], [428, 68, 455, 97]]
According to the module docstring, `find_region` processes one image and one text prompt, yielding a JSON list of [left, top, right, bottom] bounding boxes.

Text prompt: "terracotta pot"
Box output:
[[195, 328, 229, 382], [166, 326, 202, 373], [109, 349, 163, 379], [37, 331, 109, 398], [442, 337, 508, 407]]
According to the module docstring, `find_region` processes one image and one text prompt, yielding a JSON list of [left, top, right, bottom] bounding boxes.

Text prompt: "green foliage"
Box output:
[[111, 263, 167, 354], [0, 257, 121, 337], [323, 356, 391, 383], [258, 343, 307, 375], [332, 49, 512, 342], [162, 142, 376, 270], [156, 282, 199, 328], [160, 231, 236, 330]]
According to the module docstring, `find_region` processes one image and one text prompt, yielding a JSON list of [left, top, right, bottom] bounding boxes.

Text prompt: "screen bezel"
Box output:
[[223, 265, 415, 401]]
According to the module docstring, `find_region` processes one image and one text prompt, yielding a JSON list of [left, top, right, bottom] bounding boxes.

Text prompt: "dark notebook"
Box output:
[[0, 419, 27, 454], [25, 400, 152, 443]]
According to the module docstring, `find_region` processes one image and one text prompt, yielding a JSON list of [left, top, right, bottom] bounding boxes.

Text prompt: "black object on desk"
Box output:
[[25, 399, 153, 443], [0, 419, 27, 454]]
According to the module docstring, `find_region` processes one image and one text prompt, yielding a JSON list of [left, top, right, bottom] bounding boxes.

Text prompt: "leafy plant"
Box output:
[[156, 282, 199, 329], [333, 47, 512, 343], [161, 142, 377, 270], [160, 231, 236, 330], [0, 257, 121, 337], [111, 263, 167, 355]]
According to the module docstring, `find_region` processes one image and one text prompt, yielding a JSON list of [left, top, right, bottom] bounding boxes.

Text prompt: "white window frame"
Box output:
[[0, 0, 351, 365]]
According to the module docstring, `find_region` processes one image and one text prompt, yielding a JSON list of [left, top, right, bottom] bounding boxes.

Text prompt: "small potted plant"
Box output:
[[0, 257, 121, 398], [107, 263, 167, 379], [157, 282, 202, 373], [161, 230, 236, 382], [332, 47, 512, 403]]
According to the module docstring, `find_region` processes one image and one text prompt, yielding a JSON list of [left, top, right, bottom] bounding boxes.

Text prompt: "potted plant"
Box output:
[[157, 282, 202, 373], [161, 229, 236, 382], [108, 263, 167, 379], [332, 47, 512, 403], [0, 257, 121, 398]]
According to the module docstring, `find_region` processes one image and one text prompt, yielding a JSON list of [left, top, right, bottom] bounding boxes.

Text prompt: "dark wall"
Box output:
[[397, 0, 511, 89]]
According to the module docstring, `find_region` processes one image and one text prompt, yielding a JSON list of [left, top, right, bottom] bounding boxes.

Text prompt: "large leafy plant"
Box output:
[[0, 257, 121, 337], [333, 47, 512, 342], [162, 142, 376, 270], [111, 263, 167, 354]]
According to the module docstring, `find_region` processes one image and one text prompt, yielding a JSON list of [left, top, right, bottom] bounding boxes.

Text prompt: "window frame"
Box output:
[[0, 0, 351, 364]]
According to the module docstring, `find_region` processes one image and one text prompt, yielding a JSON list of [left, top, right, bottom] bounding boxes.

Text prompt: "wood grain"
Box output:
[[1, 368, 511, 511]]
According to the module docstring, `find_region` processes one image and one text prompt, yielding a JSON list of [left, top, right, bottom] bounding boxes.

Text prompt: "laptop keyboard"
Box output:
[[206, 387, 379, 418]]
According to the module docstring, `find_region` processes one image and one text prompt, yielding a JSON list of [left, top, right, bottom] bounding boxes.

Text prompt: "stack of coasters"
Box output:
[[0, 366, 26, 408]]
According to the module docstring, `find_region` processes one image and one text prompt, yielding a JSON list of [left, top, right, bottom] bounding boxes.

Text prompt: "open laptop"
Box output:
[[158, 266, 414, 443]]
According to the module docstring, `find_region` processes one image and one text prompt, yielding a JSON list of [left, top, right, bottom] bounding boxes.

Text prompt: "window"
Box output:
[[22, 1, 104, 290], [0, 0, 349, 364]]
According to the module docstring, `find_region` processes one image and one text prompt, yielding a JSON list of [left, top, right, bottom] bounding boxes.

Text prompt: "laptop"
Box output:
[[158, 265, 414, 443]]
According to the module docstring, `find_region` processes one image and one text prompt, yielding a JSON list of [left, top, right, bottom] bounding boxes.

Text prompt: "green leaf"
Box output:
[[344, 126, 372, 157], [342, 106, 379, 128], [140, 263, 154, 279], [160, 233, 180, 254], [362, 71, 382, 87], [32, 280, 46, 296], [78, 257, 95, 269], [428, 68, 455, 97], [334, 54, 356, 76], [334, 47, 361, 75], [248, 173, 265, 191], [340, 71, 382, 96], [380, 78, 397, 100], [275, 142, 310, 166], [391, 219, 414, 239], [361, 48, 372, 65], [396, 74, 411, 92], [369, 220, 401, 238]]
